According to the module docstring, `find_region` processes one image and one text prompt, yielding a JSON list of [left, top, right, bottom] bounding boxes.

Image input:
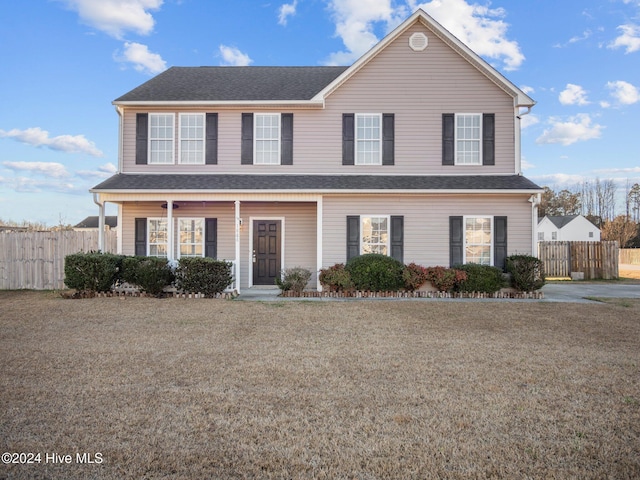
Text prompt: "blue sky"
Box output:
[[0, 0, 639, 226]]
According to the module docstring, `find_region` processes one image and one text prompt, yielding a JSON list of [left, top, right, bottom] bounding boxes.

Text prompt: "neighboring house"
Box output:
[[90, 9, 542, 292], [74, 216, 118, 231], [537, 215, 600, 242]]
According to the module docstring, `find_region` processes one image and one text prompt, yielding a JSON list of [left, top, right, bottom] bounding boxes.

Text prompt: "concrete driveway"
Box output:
[[542, 282, 640, 303]]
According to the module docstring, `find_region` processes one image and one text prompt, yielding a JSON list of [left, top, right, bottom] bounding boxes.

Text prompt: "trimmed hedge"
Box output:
[[64, 252, 123, 293], [174, 257, 233, 297], [121, 256, 175, 297], [454, 263, 506, 293], [425, 266, 467, 292], [318, 263, 353, 292], [506, 254, 546, 292], [345, 254, 405, 292], [276, 267, 312, 293]]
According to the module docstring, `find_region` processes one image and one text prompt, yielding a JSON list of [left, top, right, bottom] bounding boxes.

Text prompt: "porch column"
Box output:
[[167, 200, 174, 261], [316, 196, 323, 291], [235, 200, 241, 293], [93, 193, 105, 252]]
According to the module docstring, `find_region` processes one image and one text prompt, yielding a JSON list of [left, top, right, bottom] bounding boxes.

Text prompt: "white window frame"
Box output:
[[355, 113, 382, 166], [177, 217, 205, 259], [178, 113, 205, 165], [552, 231, 558, 240], [538, 232, 545, 241], [455, 113, 482, 166], [148, 113, 175, 165], [463, 215, 493, 266], [360, 215, 390, 255], [254, 113, 281, 165], [147, 218, 169, 258]]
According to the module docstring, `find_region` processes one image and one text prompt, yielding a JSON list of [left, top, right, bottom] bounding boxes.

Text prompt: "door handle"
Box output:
[[252, 250, 257, 263]]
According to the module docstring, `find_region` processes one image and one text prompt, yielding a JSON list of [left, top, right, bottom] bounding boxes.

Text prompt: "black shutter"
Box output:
[[382, 113, 395, 166], [494, 216, 507, 271], [482, 113, 495, 166], [205, 218, 217, 258], [205, 113, 218, 165], [342, 114, 355, 165], [442, 113, 455, 166], [450, 216, 463, 267], [241, 113, 253, 165], [281, 113, 293, 165], [135, 218, 147, 256], [346, 215, 360, 261], [390, 215, 403, 263], [136, 113, 148, 165]]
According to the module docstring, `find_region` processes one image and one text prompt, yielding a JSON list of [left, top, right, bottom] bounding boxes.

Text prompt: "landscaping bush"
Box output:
[[174, 257, 233, 297], [345, 254, 405, 292], [121, 256, 175, 297], [454, 263, 506, 294], [319, 263, 353, 292], [276, 267, 312, 293], [402, 263, 429, 291], [506, 254, 546, 292], [425, 266, 467, 292], [64, 252, 123, 293]]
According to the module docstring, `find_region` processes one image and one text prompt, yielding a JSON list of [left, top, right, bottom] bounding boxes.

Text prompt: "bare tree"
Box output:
[[628, 182, 640, 223], [601, 215, 638, 248]]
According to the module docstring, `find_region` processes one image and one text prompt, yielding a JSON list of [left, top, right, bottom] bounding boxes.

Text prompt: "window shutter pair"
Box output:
[[134, 217, 218, 258], [135, 113, 218, 165], [449, 216, 507, 270], [241, 113, 294, 165], [346, 216, 404, 263], [342, 113, 395, 165], [442, 113, 495, 166]]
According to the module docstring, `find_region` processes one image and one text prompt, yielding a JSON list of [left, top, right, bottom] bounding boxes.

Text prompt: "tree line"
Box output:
[[540, 179, 640, 248]]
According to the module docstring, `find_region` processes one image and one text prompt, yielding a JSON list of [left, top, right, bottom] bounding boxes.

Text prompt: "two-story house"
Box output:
[[91, 9, 542, 293]]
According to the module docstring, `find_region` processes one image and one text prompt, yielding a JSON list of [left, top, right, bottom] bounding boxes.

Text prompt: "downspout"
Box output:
[[514, 103, 533, 176], [93, 193, 105, 252], [114, 105, 124, 173], [529, 193, 541, 257]]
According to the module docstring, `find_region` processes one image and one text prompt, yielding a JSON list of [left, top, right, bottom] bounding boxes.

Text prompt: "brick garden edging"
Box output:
[[280, 290, 544, 299]]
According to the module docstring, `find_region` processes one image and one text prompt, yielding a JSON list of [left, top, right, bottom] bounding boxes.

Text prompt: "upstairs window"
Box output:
[[179, 113, 204, 164], [255, 113, 281, 165], [356, 114, 382, 165], [456, 114, 481, 165], [149, 114, 174, 164]]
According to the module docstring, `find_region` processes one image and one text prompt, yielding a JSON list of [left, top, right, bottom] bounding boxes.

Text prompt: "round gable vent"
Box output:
[[409, 32, 428, 51]]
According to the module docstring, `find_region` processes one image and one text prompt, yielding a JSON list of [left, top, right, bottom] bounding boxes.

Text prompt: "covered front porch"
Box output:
[[91, 192, 323, 293]]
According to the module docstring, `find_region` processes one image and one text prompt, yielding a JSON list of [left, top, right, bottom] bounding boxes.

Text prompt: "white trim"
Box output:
[[253, 113, 281, 165], [462, 215, 494, 266], [355, 113, 383, 166], [359, 215, 391, 255], [178, 113, 205, 165], [316, 197, 323, 291], [248, 216, 285, 288], [148, 113, 175, 165], [113, 100, 325, 108], [117, 204, 123, 254], [235, 201, 241, 293], [176, 217, 205, 259]]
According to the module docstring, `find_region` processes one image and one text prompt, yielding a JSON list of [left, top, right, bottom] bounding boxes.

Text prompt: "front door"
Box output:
[[253, 220, 281, 285]]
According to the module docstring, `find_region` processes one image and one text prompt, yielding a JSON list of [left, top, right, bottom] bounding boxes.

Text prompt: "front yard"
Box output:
[[1, 291, 639, 479]]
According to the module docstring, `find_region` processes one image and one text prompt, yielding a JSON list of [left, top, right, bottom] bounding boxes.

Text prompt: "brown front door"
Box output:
[[253, 220, 281, 285]]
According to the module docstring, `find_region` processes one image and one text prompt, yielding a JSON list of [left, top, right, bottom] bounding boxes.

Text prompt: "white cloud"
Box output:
[[117, 42, 167, 75], [536, 114, 604, 146], [2, 161, 70, 178], [278, 0, 298, 26], [520, 85, 535, 95], [531, 173, 587, 186], [61, 0, 163, 39], [0, 176, 77, 194], [0, 127, 103, 157], [76, 162, 118, 179], [219, 45, 252, 66], [606, 80, 640, 105], [412, 0, 525, 70], [558, 84, 589, 106], [520, 114, 539, 129], [521, 158, 534, 170], [609, 24, 640, 53]]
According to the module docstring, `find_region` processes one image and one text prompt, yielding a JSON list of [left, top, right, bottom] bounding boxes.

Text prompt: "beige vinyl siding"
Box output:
[[120, 201, 317, 290], [322, 194, 532, 268], [121, 23, 517, 175]]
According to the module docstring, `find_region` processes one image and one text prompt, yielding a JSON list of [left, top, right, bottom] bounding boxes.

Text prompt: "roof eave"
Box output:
[[91, 187, 543, 195], [112, 99, 325, 108]]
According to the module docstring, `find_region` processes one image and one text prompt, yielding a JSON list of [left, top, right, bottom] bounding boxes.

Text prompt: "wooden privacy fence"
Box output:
[[538, 241, 619, 280], [0, 230, 117, 290], [619, 248, 640, 265]]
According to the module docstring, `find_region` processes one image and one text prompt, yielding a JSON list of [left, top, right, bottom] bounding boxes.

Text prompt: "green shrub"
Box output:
[[121, 256, 174, 297], [318, 263, 353, 292], [64, 252, 123, 293], [425, 266, 468, 292], [276, 267, 312, 293], [345, 254, 405, 292], [402, 263, 429, 291], [506, 254, 546, 292], [454, 263, 506, 293], [174, 257, 233, 297]]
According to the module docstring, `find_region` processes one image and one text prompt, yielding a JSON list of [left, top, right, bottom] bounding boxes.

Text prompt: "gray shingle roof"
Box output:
[[114, 66, 349, 103], [92, 174, 541, 192], [542, 215, 580, 228], [74, 216, 118, 228]]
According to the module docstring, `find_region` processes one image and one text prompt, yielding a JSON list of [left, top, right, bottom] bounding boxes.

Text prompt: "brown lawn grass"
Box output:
[[1, 291, 639, 479]]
